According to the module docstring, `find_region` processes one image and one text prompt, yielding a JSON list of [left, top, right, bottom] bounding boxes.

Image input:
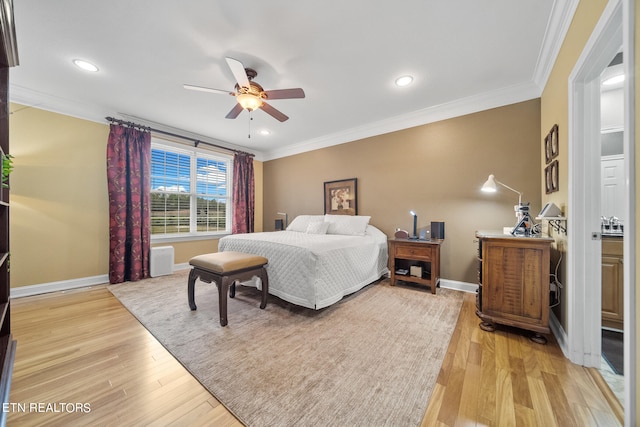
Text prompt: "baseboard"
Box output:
[[440, 278, 477, 293], [11, 263, 192, 299], [11, 268, 475, 299], [549, 310, 570, 358], [174, 262, 190, 271], [11, 274, 110, 298], [550, 310, 602, 366]]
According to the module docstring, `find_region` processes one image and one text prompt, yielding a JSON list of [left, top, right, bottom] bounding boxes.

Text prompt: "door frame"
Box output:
[[567, 0, 635, 424]]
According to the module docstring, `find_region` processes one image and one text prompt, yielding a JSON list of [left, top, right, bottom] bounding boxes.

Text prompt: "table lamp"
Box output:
[[409, 210, 418, 239], [481, 174, 531, 235]]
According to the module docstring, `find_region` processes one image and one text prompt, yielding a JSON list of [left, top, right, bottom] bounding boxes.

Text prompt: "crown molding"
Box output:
[[532, 0, 580, 89], [261, 81, 542, 161], [10, 83, 110, 123]]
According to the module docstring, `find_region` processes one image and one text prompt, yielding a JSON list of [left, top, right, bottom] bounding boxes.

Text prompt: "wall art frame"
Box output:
[[324, 178, 357, 215], [545, 159, 559, 194], [545, 124, 559, 164]]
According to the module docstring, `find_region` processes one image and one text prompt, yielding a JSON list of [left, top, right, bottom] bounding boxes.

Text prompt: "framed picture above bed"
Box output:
[[324, 178, 357, 215]]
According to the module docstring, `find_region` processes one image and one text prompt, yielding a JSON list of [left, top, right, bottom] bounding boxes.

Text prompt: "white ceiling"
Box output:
[[9, 1, 577, 161]]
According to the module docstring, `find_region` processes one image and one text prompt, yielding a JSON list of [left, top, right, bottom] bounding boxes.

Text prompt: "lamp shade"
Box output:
[[237, 93, 263, 111], [480, 173, 523, 207], [481, 174, 498, 192]]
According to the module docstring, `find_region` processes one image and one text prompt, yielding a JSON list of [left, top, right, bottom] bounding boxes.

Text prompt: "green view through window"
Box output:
[[150, 140, 232, 236]]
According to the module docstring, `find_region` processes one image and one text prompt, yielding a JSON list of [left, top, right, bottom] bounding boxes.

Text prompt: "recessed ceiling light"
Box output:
[[395, 75, 413, 87], [602, 74, 624, 86], [73, 59, 99, 72], [259, 129, 271, 136]]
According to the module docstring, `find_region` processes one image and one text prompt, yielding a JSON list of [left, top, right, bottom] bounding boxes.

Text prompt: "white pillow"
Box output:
[[286, 215, 324, 232], [324, 215, 371, 236], [306, 221, 330, 234]]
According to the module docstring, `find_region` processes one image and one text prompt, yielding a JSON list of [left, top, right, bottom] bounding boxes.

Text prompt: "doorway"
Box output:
[[567, 0, 635, 424]]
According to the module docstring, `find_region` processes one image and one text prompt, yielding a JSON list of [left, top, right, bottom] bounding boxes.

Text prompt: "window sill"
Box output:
[[151, 233, 231, 244]]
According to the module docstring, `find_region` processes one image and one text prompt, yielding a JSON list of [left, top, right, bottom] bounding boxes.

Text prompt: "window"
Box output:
[[150, 140, 232, 238]]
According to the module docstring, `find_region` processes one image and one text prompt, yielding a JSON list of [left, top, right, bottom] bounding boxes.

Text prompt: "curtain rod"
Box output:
[[105, 116, 254, 157]]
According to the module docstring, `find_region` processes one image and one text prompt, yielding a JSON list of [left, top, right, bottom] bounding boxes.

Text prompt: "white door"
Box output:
[[601, 155, 625, 220]]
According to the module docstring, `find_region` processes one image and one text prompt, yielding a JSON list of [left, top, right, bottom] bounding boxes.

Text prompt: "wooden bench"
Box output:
[[187, 251, 269, 326]]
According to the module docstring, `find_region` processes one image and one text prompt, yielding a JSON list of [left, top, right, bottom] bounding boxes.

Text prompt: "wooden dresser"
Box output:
[[475, 231, 553, 343]]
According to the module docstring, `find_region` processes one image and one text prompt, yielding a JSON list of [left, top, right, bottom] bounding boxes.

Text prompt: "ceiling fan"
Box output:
[[184, 57, 305, 122]]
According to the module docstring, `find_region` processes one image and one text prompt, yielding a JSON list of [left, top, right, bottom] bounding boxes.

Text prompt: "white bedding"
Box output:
[[218, 225, 389, 309]]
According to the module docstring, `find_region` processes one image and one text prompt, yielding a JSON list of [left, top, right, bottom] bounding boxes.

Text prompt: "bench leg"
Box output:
[[187, 265, 268, 326], [260, 267, 269, 309], [187, 268, 198, 310], [217, 276, 231, 327]]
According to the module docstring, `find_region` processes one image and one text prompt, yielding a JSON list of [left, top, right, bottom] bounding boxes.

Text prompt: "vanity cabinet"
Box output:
[[602, 237, 623, 330], [475, 231, 553, 343]]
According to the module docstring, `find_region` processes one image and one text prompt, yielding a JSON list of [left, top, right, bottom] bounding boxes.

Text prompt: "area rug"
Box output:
[[109, 270, 463, 426], [602, 329, 624, 375]]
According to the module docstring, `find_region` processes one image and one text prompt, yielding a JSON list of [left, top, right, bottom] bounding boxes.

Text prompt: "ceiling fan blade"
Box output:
[[263, 88, 306, 100], [183, 84, 234, 96], [225, 103, 244, 119], [260, 102, 289, 122], [225, 57, 250, 89]]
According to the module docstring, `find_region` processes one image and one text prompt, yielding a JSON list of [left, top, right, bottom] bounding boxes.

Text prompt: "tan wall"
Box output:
[[9, 104, 263, 287], [264, 99, 541, 284], [540, 1, 608, 332], [9, 106, 111, 287]]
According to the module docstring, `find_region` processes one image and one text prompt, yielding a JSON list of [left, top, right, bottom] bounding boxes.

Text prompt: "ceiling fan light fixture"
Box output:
[[237, 93, 263, 111]]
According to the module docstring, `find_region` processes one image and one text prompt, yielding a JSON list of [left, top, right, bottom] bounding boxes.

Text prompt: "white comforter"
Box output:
[[218, 225, 389, 309]]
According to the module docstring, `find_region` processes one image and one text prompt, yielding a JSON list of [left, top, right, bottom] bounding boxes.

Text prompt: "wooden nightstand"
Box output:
[[389, 238, 443, 294]]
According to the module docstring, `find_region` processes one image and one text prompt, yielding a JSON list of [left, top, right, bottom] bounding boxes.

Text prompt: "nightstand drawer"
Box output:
[[394, 245, 432, 261]]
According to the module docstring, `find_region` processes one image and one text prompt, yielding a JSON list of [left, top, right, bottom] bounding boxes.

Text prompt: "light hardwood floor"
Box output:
[[7, 285, 621, 426]]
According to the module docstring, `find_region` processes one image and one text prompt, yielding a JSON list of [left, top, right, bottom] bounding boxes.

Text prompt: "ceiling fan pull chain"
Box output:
[[248, 111, 252, 139]]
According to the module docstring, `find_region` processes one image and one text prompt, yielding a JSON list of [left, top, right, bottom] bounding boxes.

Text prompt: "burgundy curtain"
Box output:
[[106, 124, 151, 283], [232, 153, 255, 234]]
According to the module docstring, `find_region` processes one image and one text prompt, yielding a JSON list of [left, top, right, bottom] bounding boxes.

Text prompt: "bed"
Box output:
[[218, 215, 389, 309]]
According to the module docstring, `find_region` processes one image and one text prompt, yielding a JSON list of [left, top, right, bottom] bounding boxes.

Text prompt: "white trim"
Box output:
[[622, 0, 636, 423], [151, 233, 228, 244], [439, 279, 477, 294], [549, 310, 569, 356], [10, 263, 192, 298], [568, 1, 636, 422], [533, 0, 580, 89], [261, 82, 541, 161], [11, 274, 109, 298], [567, 0, 622, 367], [174, 262, 190, 271]]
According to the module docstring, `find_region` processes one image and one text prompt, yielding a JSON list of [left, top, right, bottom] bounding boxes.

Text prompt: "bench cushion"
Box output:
[[189, 251, 268, 274]]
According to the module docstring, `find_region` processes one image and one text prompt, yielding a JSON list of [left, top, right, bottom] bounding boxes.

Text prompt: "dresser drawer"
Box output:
[[394, 244, 432, 261]]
